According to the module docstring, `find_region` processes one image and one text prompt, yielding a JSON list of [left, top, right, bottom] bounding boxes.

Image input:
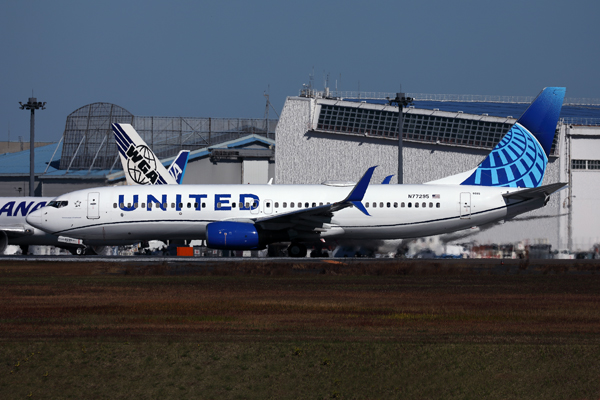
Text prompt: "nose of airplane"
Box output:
[[26, 209, 43, 229]]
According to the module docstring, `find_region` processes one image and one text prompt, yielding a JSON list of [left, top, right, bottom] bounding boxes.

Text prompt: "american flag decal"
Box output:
[[432, 194, 440, 199]]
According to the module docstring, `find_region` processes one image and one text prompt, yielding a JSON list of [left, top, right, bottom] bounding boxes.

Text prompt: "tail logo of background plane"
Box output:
[[126, 144, 160, 184]]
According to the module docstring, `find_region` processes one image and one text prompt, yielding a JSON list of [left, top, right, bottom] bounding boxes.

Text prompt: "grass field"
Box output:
[[1, 260, 599, 399]]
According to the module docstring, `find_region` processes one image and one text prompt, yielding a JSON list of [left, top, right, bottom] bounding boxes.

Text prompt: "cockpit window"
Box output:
[[47, 200, 68, 208]]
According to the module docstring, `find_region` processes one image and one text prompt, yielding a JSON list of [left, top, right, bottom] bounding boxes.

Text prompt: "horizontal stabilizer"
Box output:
[[502, 182, 567, 201]]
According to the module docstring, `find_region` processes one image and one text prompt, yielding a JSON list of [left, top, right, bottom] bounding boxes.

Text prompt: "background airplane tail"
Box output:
[[168, 150, 190, 184], [428, 87, 565, 188], [112, 123, 177, 185]]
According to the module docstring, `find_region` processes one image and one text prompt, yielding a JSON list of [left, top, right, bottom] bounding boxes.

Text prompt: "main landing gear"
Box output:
[[287, 242, 307, 258]]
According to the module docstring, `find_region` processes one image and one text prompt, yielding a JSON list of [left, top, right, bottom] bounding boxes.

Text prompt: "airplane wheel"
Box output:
[[287, 243, 307, 258], [76, 247, 84, 256]]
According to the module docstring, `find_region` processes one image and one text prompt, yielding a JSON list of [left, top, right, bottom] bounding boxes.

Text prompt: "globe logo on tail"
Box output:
[[126, 145, 160, 185]]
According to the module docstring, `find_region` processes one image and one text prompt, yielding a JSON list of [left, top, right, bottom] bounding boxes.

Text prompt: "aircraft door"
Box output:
[[250, 199, 259, 215], [264, 199, 273, 215], [460, 192, 471, 219], [87, 192, 100, 220]]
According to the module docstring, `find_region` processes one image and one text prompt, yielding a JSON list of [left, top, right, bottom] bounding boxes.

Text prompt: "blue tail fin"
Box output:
[[168, 150, 190, 184], [460, 87, 565, 188]]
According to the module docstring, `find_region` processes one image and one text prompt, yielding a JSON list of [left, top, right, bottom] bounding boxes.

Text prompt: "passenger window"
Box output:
[[387, 202, 391, 208], [179, 203, 183, 208], [305, 202, 309, 208], [297, 203, 302, 208], [120, 203, 124, 208], [142, 203, 146, 208], [408, 202, 412, 208], [266, 202, 271, 208], [312, 202, 316, 207], [253, 201, 258, 209], [232, 202, 236, 208], [275, 202, 279, 208], [436, 202, 440, 208], [415, 202, 419, 208], [202, 203, 206, 208], [134, 203, 138, 208], [148, 203, 153, 209], [217, 202, 221, 209], [380, 202, 384, 208], [127, 203, 131, 208], [319, 202, 323, 206], [365, 202, 369, 208], [194, 203, 198, 208], [283, 202, 287, 208], [245, 203, 250, 208], [162, 203, 167, 209], [394, 202, 398, 208], [187, 203, 191, 208], [422, 202, 426, 208], [401, 202, 405, 208], [429, 202, 433, 208], [113, 203, 117, 208], [290, 202, 294, 208], [373, 203, 377, 208], [171, 203, 175, 208]]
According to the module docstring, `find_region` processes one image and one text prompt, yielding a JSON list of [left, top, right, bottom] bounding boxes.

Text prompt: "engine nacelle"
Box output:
[[206, 221, 261, 250]]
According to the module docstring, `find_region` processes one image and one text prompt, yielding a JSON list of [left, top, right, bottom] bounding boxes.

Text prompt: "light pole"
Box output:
[[387, 93, 413, 184], [19, 97, 46, 196]]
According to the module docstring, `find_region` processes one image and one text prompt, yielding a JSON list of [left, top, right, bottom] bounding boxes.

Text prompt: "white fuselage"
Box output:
[[0, 197, 59, 246], [26, 183, 545, 243]]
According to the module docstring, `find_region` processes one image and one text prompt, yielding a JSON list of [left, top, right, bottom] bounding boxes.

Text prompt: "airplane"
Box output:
[[26, 87, 567, 258], [0, 125, 190, 255]]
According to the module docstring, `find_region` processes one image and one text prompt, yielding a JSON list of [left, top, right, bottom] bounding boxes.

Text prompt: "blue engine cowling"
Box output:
[[206, 221, 261, 250]]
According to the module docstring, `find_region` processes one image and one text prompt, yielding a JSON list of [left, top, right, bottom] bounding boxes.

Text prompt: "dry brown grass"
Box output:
[[1, 260, 600, 399]]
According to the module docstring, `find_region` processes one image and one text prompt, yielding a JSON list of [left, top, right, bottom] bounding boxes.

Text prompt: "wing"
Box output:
[[251, 166, 377, 236]]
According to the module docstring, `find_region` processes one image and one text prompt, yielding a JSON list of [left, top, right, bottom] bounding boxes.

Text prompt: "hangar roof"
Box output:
[[0, 143, 62, 176]]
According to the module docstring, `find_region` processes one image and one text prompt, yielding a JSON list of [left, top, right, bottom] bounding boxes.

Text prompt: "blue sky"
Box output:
[[1, 0, 599, 142]]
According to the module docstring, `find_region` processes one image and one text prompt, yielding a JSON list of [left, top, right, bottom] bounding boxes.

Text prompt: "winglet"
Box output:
[[382, 175, 394, 184], [343, 166, 377, 215]]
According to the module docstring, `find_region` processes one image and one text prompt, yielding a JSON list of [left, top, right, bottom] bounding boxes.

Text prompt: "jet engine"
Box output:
[[206, 221, 262, 250]]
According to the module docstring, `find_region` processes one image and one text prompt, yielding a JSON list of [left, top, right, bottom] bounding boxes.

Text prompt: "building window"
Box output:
[[572, 159, 586, 169], [588, 160, 600, 170]]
